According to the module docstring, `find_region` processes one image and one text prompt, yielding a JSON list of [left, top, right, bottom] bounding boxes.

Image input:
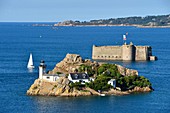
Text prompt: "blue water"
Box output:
[[0, 23, 170, 113]]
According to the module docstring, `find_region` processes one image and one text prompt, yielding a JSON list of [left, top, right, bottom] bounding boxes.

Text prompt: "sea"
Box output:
[[0, 22, 170, 113]]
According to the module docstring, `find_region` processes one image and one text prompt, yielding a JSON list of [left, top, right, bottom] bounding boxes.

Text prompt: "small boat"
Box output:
[[27, 53, 34, 69], [100, 94, 106, 96]]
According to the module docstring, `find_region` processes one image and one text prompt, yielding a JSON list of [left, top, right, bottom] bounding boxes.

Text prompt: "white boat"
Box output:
[[100, 94, 106, 96], [27, 53, 34, 69]]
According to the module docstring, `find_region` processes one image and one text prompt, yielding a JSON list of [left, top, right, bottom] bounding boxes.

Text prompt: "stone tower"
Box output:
[[39, 60, 46, 79], [122, 42, 135, 61]]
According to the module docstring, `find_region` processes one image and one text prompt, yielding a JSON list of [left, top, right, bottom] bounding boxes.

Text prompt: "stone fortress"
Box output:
[[92, 42, 157, 61]]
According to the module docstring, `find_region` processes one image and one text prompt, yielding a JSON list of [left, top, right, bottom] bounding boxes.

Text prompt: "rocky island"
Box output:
[[27, 54, 153, 97]]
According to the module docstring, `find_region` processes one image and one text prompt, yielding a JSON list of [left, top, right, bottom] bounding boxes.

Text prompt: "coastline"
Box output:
[[27, 78, 152, 97], [31, 23, 170, 28], [27, 53, 153, 97]]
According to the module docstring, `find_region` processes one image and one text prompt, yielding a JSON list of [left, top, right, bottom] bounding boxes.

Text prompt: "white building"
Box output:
[[108, 79, 116, 88], [42, 74, 65, 82], [68, 73, 90, 84], [39, 60, 64, 82], [39, 60, 47, 79]]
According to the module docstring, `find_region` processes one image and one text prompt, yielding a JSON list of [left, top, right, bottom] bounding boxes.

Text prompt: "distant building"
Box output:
[[108, 79, 116, 88], [68, 73, 90, 84], [39, 60, 65, 82], [92, 42, 157, 61]]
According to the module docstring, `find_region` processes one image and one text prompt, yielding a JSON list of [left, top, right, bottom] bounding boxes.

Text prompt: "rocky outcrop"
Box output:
[[27, 77, 100, 97], [27, 53, 152, 97], [102, 86, 152, 96], [54, 20, 75, 26], [49, 53, 99, 74], [27, 77, 152, 97], [49, 53, 138, 77], [116, 64, 138, 76], [128, 86, 152, 93]]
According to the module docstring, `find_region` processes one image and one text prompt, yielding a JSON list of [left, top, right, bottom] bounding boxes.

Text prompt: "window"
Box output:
[[46, 77, 50, 79], [82, 74, 86, 78], [75, 74, 78, 79]]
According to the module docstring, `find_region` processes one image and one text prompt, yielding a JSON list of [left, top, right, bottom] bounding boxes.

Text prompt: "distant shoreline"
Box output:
[[53, 24, 170, 28], [32, 23, 170, 28]]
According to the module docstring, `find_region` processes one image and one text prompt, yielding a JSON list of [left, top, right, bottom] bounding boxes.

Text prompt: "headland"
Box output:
[[53, 14, 170, 28]]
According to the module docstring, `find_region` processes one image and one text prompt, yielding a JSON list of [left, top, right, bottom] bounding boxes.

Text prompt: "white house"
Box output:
[[68, 73, 90, 84], [42, 74, 63, 82], [108, 79, 116, 88], [39, 60, 65, 82]]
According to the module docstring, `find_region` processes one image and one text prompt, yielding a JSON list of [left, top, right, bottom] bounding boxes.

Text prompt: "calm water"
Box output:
[[0, 23, 170, 113]]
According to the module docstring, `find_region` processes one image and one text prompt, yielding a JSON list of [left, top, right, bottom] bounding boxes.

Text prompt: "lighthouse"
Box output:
[[39, 60, 46, 79]]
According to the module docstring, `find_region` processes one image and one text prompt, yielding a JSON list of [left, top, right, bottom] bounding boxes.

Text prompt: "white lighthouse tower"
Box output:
[[39, 60, 46, 79]]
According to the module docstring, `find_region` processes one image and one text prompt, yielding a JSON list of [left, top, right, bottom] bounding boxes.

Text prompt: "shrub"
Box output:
[[69, 82, 85, 89]]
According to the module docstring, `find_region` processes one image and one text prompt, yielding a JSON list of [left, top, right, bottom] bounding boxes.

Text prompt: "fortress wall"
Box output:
[[122, 45, 135, 61], [92, 45, 122, 60], [135, 46, 149, 61]]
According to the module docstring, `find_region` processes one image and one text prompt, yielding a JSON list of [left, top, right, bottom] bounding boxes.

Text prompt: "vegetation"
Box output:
[[56, 72, 62, 74], [69, 82, 85, 90], [117, 75, 152, 91], [85, 64, 152, 91], [78, 64, 95, 77], [86, 75, 112, 91], [58, 14, 170, 26]]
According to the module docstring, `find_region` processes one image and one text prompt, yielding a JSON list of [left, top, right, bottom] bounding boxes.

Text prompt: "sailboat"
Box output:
[[27, 53, 34, 69]]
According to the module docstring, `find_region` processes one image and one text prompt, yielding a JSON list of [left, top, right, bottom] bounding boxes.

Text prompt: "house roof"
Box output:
[[108, 79, 116, 82], [43, 74, 65, 77], [69, 73, 89, 80]]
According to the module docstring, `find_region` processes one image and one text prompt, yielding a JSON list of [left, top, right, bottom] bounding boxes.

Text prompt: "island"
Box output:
[[27, 54, 153, 97]]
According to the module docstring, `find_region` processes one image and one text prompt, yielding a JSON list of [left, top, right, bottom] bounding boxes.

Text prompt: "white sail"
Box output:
[[27, 53, 34, 69]]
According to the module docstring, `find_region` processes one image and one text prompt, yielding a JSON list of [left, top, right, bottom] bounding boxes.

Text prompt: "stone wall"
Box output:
[[92, 45, 122, 60], [135, 46, 149, 61], [92, 44, 152, 61]]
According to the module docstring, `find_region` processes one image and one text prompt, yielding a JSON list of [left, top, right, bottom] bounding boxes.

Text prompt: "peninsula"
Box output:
[[54, 14, 170, 28], [27, 54, 153, 97]]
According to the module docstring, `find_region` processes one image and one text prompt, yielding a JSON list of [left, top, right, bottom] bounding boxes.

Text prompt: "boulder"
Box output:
[[116, 64, 138, 76]]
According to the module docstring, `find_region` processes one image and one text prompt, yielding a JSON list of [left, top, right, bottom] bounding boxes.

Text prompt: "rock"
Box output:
[[27, 54, 151, 97], [116, 64, 138, 76], [130, 86, 152, 92], [104, 89, 130, 95], [27, 77, 96, 97]]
